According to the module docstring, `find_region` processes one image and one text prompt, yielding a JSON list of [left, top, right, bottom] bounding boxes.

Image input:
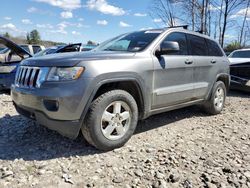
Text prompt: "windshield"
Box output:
[[230, 50, 250, 58], [0, 48, 9, 54], [94, 30, 162, 52]]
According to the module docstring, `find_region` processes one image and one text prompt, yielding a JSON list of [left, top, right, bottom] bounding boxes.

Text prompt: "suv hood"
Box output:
[[21, 51, 136, 67], [0, 36, 32, 59], [228, 58, 250, 65]]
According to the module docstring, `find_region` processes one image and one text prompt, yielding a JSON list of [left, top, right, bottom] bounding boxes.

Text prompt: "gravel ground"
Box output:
[[0, 91, 249, 188]]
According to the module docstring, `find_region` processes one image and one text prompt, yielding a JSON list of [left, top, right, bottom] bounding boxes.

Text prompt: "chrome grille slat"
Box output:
[[21, 68, 28, 86], [15, 66, 48, 89], [29, 69, 37, 87], [18, 68, 24, 84], [15, 67, 21, 84], [24, 68, 31, 86]]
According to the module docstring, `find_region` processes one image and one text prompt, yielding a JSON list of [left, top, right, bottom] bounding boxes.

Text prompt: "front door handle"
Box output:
[[211, 60, 217, 64], [185, 60, 193, 65]]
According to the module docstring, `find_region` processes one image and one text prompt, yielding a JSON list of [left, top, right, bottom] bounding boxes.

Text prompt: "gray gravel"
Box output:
[[0, 91, 249, 188]]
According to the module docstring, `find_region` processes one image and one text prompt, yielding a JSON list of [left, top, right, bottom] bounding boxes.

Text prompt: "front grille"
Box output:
[[15, 66, 49, 88]]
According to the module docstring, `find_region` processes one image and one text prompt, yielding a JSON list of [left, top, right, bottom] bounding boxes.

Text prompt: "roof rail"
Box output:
[[195, 30, 204, 34], [167, 25, 189, 29]]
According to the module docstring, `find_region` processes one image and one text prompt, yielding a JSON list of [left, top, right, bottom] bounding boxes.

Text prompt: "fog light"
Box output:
[[43, 100, 59, 112]]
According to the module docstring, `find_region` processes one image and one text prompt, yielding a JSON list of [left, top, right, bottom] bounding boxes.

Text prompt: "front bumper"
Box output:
[[230, 75, 250, 92], [11, 77, 94, 139], [0, 73, 15, 90]]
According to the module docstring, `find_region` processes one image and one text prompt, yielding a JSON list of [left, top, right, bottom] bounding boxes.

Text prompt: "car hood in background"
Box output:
[[21, 51, 136, 67], [0, 36, 32, 59], [228, 58, 250, 65]]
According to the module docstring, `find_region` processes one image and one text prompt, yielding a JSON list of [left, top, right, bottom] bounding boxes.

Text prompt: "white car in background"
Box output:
[[228, 49, 250, 92]]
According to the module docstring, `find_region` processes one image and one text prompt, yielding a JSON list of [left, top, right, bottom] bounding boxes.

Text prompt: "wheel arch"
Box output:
[[216, 73, 230, 91], [92, 78, 146, 120], [79, 76, 147, 128]]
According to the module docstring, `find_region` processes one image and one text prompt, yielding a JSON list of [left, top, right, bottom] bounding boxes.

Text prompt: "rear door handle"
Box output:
[[185, 60, 193, 65], [211, 60, 217, 64]]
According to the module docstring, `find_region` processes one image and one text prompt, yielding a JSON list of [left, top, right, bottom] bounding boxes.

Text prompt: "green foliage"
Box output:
[[224, 41, 242, 53], [3, 32, 10, 38], [26, 30, 41, 44], [87, 40, 96, 45]]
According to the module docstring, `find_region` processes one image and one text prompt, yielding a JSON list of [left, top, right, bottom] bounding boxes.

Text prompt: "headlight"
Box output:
[[47, 67, 84, 81]]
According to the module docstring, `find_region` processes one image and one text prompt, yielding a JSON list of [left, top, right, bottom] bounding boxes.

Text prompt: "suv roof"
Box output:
[[142, 27, 216, 41]]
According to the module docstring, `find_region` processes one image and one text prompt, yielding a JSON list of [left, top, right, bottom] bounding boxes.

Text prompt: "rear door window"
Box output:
[[206, 39, 224, 57], [161, 32, 188, 55], [187, 34, 208, 56]]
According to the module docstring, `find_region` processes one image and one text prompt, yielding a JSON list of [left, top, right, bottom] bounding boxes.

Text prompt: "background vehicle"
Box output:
[[0, 36, 32, 90], [19, 44, 45, 55], [228, 49, 250, 92], [12, 28, 230, 150], [81, 44, 97, 51], [34, 43, 97, 57], [0, 44, 45, 63], [0, 38, 86, 90]]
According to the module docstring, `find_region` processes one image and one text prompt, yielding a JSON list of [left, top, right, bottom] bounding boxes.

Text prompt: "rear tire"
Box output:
[[203, 81, 226, 115], [81, 90, 138, 151]]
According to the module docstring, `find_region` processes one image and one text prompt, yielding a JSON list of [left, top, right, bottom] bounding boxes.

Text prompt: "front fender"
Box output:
[[79, 72, 149, 125]]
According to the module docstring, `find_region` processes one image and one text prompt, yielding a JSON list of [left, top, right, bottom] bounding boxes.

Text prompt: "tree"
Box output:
[[3, 32, 10, 38], [27, 30, 41, 44], [219, 0, 245, 47], [87, 40, 96, 45], [26, 32, 31, 44], [224, 41, 242, 52], [149, 0, 180, 27], [239, 0, 250, 46]]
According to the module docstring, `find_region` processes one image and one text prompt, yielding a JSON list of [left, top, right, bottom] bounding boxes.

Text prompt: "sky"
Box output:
[[0, 0, 248, 45], [0, 0, 160, 44]]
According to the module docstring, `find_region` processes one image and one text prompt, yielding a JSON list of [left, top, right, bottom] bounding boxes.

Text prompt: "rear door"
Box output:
[[187, 34, 213, 99], [187, 34, 215, 99], [152, 32, 195, 109]]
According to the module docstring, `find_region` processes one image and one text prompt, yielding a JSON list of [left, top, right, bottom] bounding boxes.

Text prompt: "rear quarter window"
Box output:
[[206, 39, 224, 57]]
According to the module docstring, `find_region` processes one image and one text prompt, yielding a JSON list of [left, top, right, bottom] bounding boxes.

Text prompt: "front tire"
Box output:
[[204, 81, 226, 115], [82, 90, 138, 151]]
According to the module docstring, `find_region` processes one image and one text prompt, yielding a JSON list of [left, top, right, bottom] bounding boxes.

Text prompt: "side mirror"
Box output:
[[156, 41, 180, 56]]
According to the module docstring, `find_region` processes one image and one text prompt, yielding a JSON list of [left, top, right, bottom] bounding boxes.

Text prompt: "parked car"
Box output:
[[228, 49, 250, 92], [20, 44, 45, 55], [1, 44, 45, 60], [0, 36, 32, 90], [12, 28, 230, 150], [34, 43, 83, 57], [81, 44, 97, 51], [0, 39, 83, 90]]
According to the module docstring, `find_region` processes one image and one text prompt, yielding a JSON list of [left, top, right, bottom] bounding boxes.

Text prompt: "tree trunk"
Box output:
[[239, 0, 250, 46], [221, 0, 229, 47], [218, 0, 224, 45], [192, 0, 195, 30]]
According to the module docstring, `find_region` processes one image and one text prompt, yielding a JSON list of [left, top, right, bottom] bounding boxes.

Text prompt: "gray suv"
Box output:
[[11, 28, 230, 150]]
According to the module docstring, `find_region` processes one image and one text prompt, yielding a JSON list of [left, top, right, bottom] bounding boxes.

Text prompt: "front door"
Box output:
[[152, 32, 195, 109]]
